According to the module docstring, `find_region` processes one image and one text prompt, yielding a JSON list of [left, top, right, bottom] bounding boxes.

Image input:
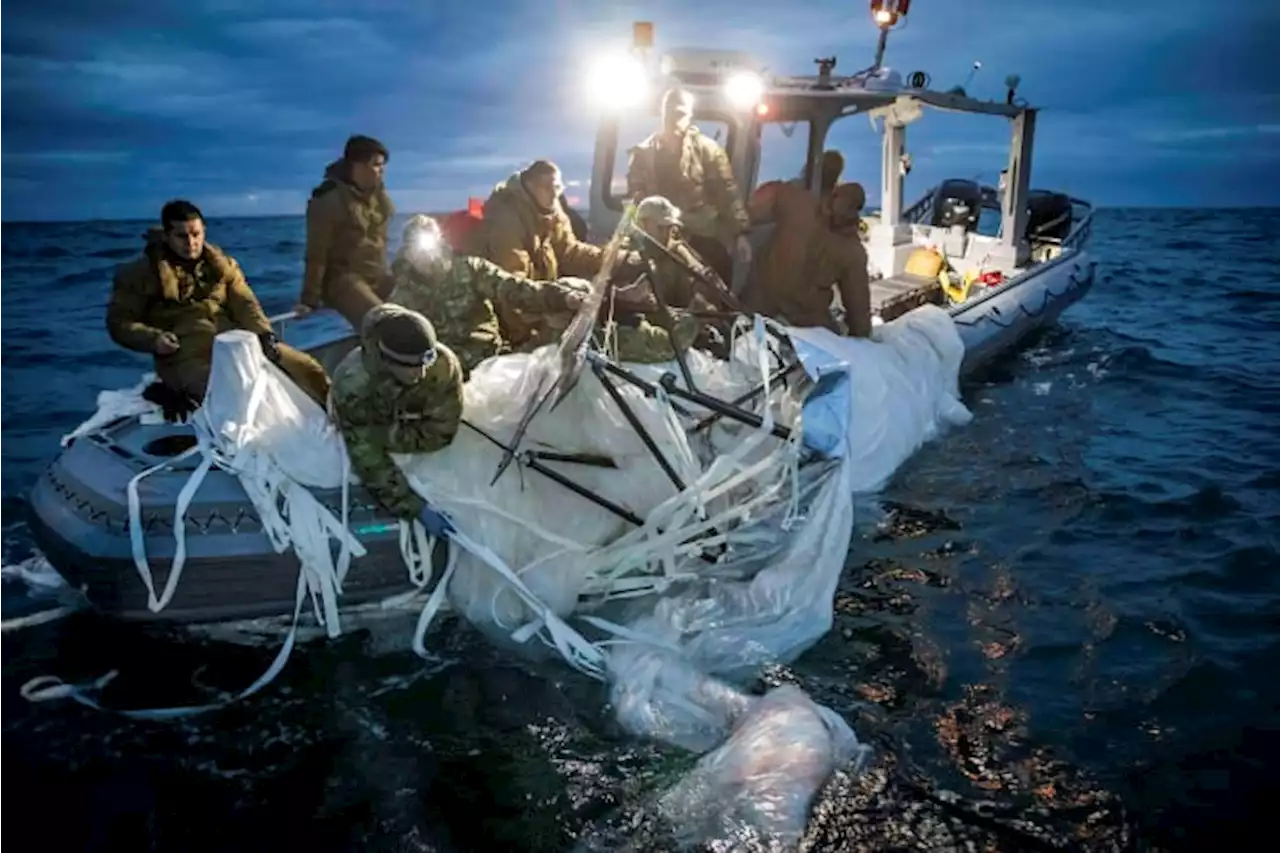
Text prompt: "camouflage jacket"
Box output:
[[627, 233, 723, 312], [329, 304, 465, 519], [470, 173, 603, 282], [301, 160, 396, 307], [626, 127, 751, 241], [107, 238, 273, 382], [388, 254, 579, 374]]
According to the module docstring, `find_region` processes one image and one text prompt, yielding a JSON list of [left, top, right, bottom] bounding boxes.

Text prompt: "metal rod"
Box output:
[[463, 419, 642, 526], [592, 362, 688, 493], [463, 419, 719, 564], [519, 451, 646, 527], [586, 353, 696, 418], [642, 259, 698, 394], [526, 449, 617, 469], [659, 373, 794, 442], [690, 361, 804, 435]]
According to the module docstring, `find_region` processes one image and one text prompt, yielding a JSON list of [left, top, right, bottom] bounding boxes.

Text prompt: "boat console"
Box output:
[[929, 180, 984, 232]]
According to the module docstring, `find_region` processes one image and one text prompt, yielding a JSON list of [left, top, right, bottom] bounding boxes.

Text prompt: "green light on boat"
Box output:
[[354, 521, 398, 536]]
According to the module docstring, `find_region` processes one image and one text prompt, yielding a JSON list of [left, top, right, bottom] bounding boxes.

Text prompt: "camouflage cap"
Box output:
[[635, 195, 682, 227]]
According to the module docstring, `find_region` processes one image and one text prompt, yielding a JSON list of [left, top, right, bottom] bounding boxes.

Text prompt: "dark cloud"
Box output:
[[2, 0, 1277, 220]]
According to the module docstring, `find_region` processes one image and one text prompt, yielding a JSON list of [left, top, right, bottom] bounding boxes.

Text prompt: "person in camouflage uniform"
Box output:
[[328, 304, 462, 536], [389, 215, 696, 374], [630, 196, 726, 313], [107, 200, 331, 416], [626, 87, 753, 284], [294, 135, 396, 329]]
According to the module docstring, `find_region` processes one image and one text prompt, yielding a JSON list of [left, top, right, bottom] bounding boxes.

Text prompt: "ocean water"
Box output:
[[2, 209, 1278, 851]]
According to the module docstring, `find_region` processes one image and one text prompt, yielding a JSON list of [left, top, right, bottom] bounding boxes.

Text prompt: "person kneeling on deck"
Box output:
[[390, 215, 695, 374], [742, 182, 872, 338], [106, 200, 331, 422], [329, 304, 462, 538]]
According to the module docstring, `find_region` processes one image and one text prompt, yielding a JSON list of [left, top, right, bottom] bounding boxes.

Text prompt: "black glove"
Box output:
[[142, 381, 201, 424], [258, 331, 283, 366]]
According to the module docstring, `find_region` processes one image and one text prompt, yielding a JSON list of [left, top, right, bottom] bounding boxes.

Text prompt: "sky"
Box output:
[[2, 0, 1277, 222]]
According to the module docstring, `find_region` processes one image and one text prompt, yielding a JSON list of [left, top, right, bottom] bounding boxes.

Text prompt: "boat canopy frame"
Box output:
[[588, 61, 1040, 267]]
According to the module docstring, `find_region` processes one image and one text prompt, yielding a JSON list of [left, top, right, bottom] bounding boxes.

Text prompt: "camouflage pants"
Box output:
[[510, 311, 699, 365]]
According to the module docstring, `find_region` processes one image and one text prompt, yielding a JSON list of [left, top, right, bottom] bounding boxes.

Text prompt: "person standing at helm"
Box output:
[[294, 135, 396, 329], [329, 304, 463, 538], [626, 87, 752, 285], [392, 215, 694, 373], [107, 200, 331, 419], [742, 182, 872, 338]]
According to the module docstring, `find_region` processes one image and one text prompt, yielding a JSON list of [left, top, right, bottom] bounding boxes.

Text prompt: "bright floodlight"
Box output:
[[586, 53, 649, 111], [414, 229, 440, 255], [724, 71, 764, 109]]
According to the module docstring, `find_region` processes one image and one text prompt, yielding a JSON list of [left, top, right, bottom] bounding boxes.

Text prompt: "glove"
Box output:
[[258, 331, 283, 366], [417, 504, 455, 539], [142, 381, 200, 423]]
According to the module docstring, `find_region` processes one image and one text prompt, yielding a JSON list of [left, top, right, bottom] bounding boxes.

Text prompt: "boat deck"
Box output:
[[871, 273, 945, 321]]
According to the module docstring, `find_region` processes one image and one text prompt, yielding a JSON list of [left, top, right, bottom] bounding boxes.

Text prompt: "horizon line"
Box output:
[[5, 202, 1279, 226]]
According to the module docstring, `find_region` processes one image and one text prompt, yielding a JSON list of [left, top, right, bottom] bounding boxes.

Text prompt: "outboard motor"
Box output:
[[929, 179, 982, 231], [1025, 190, 1073, 241]]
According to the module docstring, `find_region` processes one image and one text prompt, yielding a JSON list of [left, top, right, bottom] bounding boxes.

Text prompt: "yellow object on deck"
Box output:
[[905, 246, 946, 278]]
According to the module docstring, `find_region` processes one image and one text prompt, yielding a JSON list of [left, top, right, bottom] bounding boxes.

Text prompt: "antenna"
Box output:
[[961, 60, 982, 91]]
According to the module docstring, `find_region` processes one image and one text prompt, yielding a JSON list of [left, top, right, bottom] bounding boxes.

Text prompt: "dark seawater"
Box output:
[[3, 209, 1278, 851]]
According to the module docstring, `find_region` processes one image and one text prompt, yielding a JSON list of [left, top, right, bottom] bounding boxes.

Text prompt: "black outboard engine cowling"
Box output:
[[1026, 190, 1072, 241], [929, 179, 983, 231]]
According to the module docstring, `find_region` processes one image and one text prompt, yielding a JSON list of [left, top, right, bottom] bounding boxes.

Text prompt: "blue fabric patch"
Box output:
[[792, 338, 852, 458]]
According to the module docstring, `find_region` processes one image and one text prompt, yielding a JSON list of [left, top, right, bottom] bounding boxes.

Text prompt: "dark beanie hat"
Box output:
[[377, 311, 438, 364]]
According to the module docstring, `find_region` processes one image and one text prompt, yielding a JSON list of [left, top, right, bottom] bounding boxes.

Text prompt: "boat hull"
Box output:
[[26, 415, 429, 625], [952, 249, 1096, 374]]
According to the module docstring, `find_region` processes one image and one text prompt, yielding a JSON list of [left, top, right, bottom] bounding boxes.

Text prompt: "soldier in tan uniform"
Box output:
[[626, 87, 752, 284], [468, 160, 637, 348], [107, 200, 330, 419], [742, 182, 872, 337], [294, 135, 396, 329]]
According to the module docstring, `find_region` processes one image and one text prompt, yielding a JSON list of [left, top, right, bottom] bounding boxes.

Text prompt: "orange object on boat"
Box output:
[[438, 198, 484, 252]]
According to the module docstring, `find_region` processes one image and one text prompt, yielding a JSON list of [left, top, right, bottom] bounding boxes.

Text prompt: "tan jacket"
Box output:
[[301, 160, 396, 307], [107, 239, 274, 385], [470, 173, 603, 282], [743, 180, 871, 336]]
